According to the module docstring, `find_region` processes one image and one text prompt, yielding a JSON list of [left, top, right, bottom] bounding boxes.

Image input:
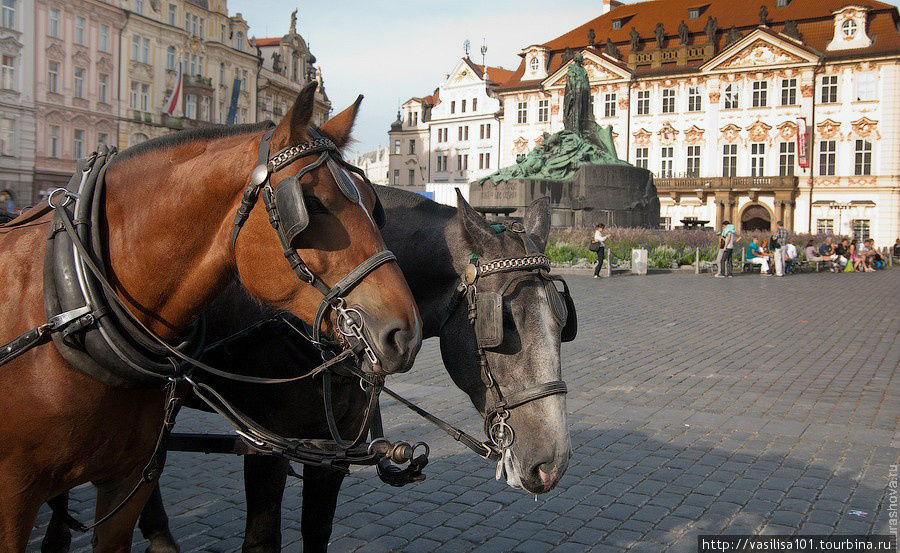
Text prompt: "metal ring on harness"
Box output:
[[47, 188, 77, 209]]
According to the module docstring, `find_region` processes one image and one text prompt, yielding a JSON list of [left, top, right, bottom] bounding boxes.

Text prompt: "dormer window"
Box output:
[[688, 8, 700, 19], [530, 57, 540, 71], [775, 0, 791, 6], [842, 19, 857, 38], [612, 19, 622, 30]]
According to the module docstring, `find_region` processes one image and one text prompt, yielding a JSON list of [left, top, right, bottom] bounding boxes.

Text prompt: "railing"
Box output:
[[655, 175, 798, 191]]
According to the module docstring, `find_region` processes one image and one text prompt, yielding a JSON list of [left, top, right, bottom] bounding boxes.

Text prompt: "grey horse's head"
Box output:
[[440, 193, 571, 494]]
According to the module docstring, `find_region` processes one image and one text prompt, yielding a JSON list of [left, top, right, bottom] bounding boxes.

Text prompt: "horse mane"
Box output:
[[111, 121, 274, 165]]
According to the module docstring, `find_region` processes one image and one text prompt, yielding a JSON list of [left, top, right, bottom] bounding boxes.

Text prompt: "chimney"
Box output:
[[600, 0, 623, 15]]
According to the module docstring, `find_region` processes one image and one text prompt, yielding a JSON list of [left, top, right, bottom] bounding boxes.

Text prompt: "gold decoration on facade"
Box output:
[[657, 122, 679, 145]]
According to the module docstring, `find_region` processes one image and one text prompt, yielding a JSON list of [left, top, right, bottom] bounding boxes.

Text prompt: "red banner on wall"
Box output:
[[797, 117, 809, 168]]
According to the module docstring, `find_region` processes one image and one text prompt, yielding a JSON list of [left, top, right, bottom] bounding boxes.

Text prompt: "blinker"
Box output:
[[272, 176, 309, 248]]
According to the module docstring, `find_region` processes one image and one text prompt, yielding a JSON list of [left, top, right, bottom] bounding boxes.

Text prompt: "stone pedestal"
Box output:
[[631, 248, 648, 275], [470, 164, 659, 229]]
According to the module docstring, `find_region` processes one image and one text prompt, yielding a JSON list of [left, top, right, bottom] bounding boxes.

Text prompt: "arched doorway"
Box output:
[[740, 203, 772, 232]]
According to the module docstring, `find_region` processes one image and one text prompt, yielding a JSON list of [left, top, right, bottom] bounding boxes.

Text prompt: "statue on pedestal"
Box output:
[[563, 53, 591, 134]]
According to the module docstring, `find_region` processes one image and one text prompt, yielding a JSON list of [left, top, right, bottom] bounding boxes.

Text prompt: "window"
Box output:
[[47, 61, 59, 93], [450, 101, 455, 114], [636, 90, 650, 115], [49, 125, 59, 158], [0, 117, 13, 155], [437, 155, 448, 172], [186, 94, 197, 119], [659, 147, 673, 178], [134, 0, 144, 14], [235, 31, 243, 50], [841, 19, 857, 38], [241, 69, 248, 91], [49, 8, 59, 37], [457, 126, 462, 141], [131, 132, 148, 146], [75, 16, 85, 45], [472, 98, 477, 111], [659, 216, 671, 230], [635, 147, 648, 169], [129, 81, 139, 109], [98, 132, 108, 146], [538, 99, 549, 122], [779, 142, 795, 176], [166, 46, 176, 71], [464, 126, 469, 140], [408, 169, 415, 185], [687, 87, 701, 112], [612, 19, 622, 30], [722, 144, 737, 177], [724, 84, 739, 109], [530, 57, 540, 72], [219, 63, 225, 84], [199, 18, 204, 39], [781, 78, 796, 106], [818, 140, 836, 176], [686, 145, 700, 177], [604, 93, 616, 117], [821, 75, 838, 103], [851, 220, 869, 242], [168, 4, 176, 25], [412, 112, 418, 126], [854, 140, 872, 176], [1, 0, 14, 30], [131, 35, 139, 61], [0, 55, 13, 90], [855, 72, 875, 102], [73, 129, 84, 159], [73, 67, 84, 98], [457, 154, 468, 171], [751, 81, 767, 107], [461, 99, 466, 113], [750, 143, 765, 176], [393, 169, 399, 185], [517, 101, 527, 124], [100, 25, 109, 52], [816, 219, 833, 234], [220, 24, 225, 43], [479, 152, 491, 169], [407, 140, 415, 155], [688, 7, 701, 19], [393, 139, 400, 154], [662, 89, 675, 113]]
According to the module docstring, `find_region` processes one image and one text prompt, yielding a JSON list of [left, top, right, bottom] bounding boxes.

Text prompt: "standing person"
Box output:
[[747, 237, 771, 275], [713, 223, 726, 277], [591, 223, 607, 278], [716, 221, 738, 278], [771, 221, 788, 276]]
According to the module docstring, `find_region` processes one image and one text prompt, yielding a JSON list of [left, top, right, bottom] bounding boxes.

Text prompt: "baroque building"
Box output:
[[117, 0, 257, 149], [0, 0, 35, 209], [253, 10, 330, 127], [388, 89, 437, 189], [33, 0, 125, 201], [492, 0, 899, 246], [352, 146, 390, 186]]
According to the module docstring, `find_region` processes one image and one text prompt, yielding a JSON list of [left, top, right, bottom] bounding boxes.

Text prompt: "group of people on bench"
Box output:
[[804, 236, 886, 273]]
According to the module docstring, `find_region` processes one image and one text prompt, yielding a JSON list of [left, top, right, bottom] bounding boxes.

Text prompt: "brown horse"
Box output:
[[0, 83, 421, 552]]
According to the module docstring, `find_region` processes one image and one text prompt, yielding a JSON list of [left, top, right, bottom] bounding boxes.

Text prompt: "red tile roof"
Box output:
[[462, 57, 516, 85], [408, 88, 440, 106], [253, 37, 281, 47], [497, 0, 899, 91]]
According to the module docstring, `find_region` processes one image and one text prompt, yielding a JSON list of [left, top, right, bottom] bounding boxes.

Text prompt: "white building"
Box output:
[[388, 91, 436, 189], [352, 146, 390, 186], [490, 0, 900, 246]]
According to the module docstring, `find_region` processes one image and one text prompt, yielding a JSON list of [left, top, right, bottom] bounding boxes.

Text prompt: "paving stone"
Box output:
[[27, 271, 899, 553]]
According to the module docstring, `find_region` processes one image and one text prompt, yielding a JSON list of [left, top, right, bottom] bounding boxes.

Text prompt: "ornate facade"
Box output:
[[117, 0, 257, 149], [33, 0, 125, 201], [0, 0, 35, 208], [253, 10, 330, 127], [352, 146, 390, 186], [489, 0, 899, 246]]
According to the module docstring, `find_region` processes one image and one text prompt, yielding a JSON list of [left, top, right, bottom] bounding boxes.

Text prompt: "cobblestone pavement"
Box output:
[[28, 270, 900, 553]]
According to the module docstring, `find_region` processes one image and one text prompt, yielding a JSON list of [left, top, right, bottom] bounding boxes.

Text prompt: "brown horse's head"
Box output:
[[232, 84, 421, 374]]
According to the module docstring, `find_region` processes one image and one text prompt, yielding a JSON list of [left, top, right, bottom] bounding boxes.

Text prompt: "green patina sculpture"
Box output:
[[480, 52, 629, 185]]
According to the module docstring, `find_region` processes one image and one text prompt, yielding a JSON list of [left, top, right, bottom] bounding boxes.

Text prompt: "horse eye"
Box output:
[[304, 195, 328, 215]]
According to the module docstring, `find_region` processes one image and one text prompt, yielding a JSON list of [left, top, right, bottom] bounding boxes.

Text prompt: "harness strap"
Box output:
[[488, 380, 567, 415], [231, 126, 275, 247]]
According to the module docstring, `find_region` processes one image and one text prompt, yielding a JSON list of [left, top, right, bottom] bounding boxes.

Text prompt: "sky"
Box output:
[[230, 0, 606, 157]]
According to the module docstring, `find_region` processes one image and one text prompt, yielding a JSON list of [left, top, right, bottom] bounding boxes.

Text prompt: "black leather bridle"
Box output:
[[456, 224, 572, 454], [231, 124, 393, 367]]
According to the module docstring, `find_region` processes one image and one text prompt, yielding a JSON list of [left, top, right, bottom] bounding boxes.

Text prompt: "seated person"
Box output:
[[784, 242, 798, 274], [833, 239, 850, 269], [865, 239, 883, 268], [805, 240, 829, 264], [894, 238, 900, 259], [818, 237, 838, 269], [746, 238, 771, 275]]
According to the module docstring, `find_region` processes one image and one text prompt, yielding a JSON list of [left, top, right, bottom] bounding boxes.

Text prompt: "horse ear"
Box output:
[[456, 189, 496, 250], [273, 81, 318, 146], [524, 196, 551, 252], [320, 95, 363, 149]]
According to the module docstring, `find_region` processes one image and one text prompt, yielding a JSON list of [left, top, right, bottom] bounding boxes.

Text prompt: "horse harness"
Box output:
[[0, 125, 419, 530]]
